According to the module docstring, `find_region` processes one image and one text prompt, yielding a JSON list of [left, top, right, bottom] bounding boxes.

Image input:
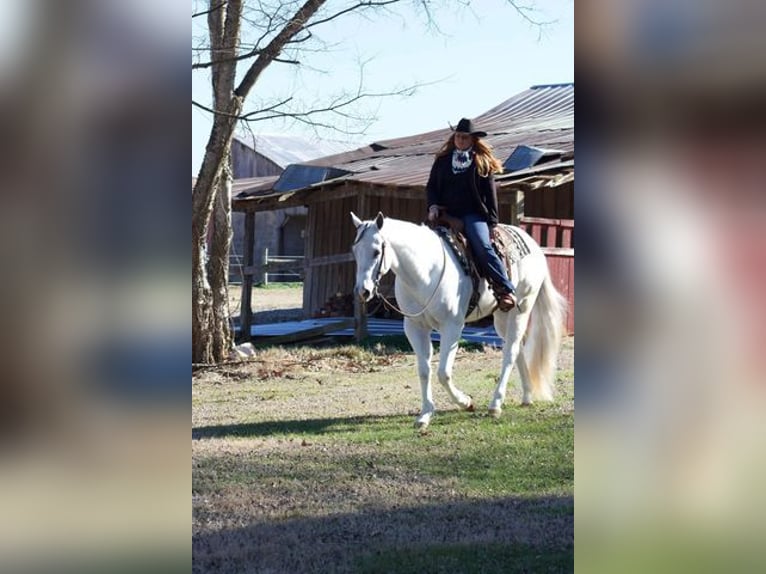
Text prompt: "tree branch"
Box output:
[[240, 84, 418, 122], [506, 0, 556, 28], [235, 0, 327, 99], [305, 0, 402, 30], [193, 50, 299, 70], [192, 1, 227, 19], [193, 95, 295, 119], [192, 99, 241, 119]]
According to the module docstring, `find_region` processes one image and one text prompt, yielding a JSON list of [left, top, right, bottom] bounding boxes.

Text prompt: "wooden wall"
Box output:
[[301, 184, 426, 316], [230, 139, 282, 179], [518, 215, 574, 335], [523, 181, 573, 220]]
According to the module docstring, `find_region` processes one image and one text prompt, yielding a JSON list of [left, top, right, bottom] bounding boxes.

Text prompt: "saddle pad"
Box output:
[[494, 224, 531, 268], [434, 225, 472, 276]]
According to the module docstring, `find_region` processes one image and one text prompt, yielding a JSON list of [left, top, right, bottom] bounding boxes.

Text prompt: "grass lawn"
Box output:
[[193, 337, 573, 573]]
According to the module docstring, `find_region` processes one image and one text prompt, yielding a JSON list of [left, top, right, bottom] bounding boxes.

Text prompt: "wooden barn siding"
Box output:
[[524, 181, 573, 220], [303, 193, 358, 315], [519, 216, 574, 335], [518, 183, 574, 334], [302, 184, 426, 316], [546, 254, 575, 335], [230, 140, 283, 179]]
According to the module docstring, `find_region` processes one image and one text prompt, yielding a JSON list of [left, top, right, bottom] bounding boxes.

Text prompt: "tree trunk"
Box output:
[[192, 99, 240, 364], [192, 228, 213, 364], [192, 0, 243, 364], [192, 0, 328, 364], [207, 151, 233, 361]]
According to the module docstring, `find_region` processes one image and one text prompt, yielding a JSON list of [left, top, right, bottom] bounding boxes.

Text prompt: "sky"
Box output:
[[192, 0, 573, 176]]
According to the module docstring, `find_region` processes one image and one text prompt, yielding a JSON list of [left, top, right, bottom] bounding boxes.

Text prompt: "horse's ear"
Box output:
[[350, 212, 363, 229], [375, 211, 385, 230]]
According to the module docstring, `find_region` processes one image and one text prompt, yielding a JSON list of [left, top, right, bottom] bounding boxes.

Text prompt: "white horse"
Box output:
[[351, 212, 567, 428]]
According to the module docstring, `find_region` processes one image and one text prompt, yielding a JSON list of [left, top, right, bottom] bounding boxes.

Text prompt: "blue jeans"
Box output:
[[462, 214, 515, 294]]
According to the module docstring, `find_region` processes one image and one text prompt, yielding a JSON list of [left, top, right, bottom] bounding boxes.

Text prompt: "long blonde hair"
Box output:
[[435, 134, 504, 177]]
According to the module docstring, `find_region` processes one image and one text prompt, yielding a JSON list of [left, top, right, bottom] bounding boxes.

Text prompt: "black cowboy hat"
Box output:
[[452, 117, 487, 138]]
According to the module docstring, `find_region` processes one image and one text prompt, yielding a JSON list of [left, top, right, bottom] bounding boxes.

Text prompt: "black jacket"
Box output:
[[425, 153, 500, 226]]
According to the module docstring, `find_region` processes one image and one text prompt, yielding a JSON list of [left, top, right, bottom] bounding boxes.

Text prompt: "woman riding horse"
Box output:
[[425, 117, 516, 311]]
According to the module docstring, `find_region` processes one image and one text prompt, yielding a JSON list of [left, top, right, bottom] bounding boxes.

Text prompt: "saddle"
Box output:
[[428, 216, 527, 316]]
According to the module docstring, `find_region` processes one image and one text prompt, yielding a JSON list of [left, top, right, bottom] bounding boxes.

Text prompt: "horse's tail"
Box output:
[[525, 270, 567, 401]]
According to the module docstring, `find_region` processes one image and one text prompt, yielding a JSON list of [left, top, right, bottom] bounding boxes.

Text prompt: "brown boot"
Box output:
[[497, 291, 516, 312]]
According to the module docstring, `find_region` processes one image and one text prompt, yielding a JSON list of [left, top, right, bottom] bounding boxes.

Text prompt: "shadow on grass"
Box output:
[[192, 414, 406, 440], [193, 495, 573, 574], [193, 404, 570, 442]]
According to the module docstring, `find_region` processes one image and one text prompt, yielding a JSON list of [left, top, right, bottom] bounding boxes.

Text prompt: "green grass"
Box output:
[[193, 405, 572, 498], [253, 281, 303, 289], [193, 342, 573, 572], [356, 334, 487, 353], [357, 542, 573, 573]]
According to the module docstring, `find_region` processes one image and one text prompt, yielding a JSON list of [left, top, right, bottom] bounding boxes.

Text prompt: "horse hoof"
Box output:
[[465, 402, 475, 412], [488, 408, 502, 418], [415, 415, 431, 430]]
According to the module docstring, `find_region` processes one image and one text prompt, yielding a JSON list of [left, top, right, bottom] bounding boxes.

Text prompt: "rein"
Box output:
[[374, 233, 448, 319]]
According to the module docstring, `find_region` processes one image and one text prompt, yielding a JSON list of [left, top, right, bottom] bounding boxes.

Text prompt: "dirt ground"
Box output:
[[228, 284, 304, 323]]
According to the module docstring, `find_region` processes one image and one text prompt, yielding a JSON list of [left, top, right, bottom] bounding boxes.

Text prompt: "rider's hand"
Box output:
[[427, 205, 440, 222]]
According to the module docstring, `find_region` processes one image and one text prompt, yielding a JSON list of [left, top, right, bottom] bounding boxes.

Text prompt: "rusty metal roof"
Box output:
[[231, 175, 280, 195], [234, 83, 573, 207]]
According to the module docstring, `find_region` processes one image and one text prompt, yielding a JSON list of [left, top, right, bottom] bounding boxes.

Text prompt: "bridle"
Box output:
[[354, 223, 448, 319]]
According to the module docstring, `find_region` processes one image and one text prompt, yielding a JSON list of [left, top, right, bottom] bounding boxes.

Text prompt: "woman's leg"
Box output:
[[462, 214, 515, 294]]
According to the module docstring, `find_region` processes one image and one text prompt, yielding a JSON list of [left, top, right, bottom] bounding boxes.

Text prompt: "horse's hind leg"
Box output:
[[436, 325, 474, 412], [404, 318, 435, 428], [490, 308, 533, 417], [516, 352, 533, 406]]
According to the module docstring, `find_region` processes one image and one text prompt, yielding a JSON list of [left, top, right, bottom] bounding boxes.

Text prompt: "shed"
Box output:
[[233, 83, 574, 335], [229, 135, 351, 282]]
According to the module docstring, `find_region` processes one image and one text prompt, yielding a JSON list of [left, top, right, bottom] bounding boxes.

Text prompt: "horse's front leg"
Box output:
[[437, 325, 474, 412], [490, 307, 533, 417], [404, 318, 435, 428]]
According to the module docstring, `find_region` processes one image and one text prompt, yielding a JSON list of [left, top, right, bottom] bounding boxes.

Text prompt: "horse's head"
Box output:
[[350, 211, 389, 302]]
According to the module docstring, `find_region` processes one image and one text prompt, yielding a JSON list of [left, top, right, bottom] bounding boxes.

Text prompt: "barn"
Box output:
[[228, 134, 349, 282], [233, 83, 574, 336]]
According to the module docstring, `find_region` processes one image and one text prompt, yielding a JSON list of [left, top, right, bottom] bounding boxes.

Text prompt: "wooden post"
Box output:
[[303, 207, 317, 317], [513, 189, 524, 225], [358, 187, 368, 218], [263, 247, 269, 286], [354, 296, 368, 342], [355, 186, 369, 342], [239, 211, 255, 342]]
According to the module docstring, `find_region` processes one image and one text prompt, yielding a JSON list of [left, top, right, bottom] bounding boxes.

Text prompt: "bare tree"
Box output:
[[192, 0, 550, 364]]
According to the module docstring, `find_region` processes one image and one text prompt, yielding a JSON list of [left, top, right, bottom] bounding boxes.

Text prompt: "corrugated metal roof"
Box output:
[[232, 175, 280, 196], [273, 165, 352, 192], [234, 83, 573, 204], [233, 133, 352, 168]]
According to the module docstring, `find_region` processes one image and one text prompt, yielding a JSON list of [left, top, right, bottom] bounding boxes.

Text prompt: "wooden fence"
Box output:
[[518, 217, 574, 335], [257, 248, 305, 284]]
